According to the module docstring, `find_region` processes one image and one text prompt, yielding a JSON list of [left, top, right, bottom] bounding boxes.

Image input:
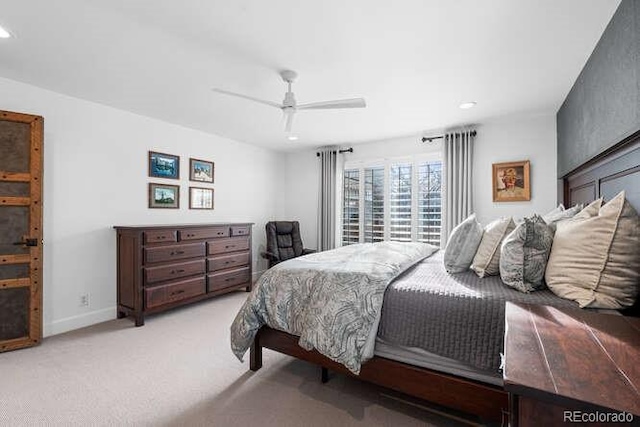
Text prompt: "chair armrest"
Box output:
[[302, 248, 317, 255], [260, 251, 280, 262]]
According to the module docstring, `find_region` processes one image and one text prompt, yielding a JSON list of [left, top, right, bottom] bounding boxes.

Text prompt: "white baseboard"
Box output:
[[44, 307, 116, 337], [44, 272, 267, 337]]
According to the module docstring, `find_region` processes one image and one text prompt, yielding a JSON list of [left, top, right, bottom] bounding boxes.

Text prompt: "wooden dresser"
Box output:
[[114, 223, 253, 326], [504, 302, 640, 426]]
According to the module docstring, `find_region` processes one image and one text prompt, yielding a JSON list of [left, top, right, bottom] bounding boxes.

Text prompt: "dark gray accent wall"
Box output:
[[557, 0, 640, 177]]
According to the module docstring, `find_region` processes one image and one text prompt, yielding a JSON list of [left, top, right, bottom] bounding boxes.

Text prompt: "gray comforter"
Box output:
[[377, 251, 579, 375], [230, 242, 437, 374]]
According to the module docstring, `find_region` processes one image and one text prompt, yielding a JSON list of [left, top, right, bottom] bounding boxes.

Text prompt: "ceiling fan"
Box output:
[[212, 70, 366, 133]]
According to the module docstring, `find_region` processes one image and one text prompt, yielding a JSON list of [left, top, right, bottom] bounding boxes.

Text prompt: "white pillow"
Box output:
[[542, 204, 565, 220], [543, 203, 584, 226], [546, 192, 640, 309], [470, 217, 515, 278]]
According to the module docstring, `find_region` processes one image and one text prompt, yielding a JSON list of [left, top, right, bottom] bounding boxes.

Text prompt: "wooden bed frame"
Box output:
[[249, 130, 640, 423]]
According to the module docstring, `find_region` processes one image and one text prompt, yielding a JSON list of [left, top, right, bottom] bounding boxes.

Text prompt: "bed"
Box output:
[[233, 131, 640, 423]]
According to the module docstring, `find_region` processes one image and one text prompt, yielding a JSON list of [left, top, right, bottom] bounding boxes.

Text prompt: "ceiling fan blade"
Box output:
[[211, 88, 282, 109], [284, 111, 295, 133], [297, 98, 366, 110]]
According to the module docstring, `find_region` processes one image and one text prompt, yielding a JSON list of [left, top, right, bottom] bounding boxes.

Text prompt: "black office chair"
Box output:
[[261, 221, 316, 268]]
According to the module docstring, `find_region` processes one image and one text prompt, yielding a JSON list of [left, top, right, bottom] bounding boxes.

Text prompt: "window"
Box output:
[[389, 163, 412, 242], [417, 162, 442, 246], [342, 169, 360, 245], [341, 156, 442, 247], [364, 167, 384, 242]]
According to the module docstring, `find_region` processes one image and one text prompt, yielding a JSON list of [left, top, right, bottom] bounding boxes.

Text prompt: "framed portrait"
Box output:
[[189, 158, 214, 183], [149, 151, 180, 179], [189, 186, 214, 210], [492, 160, 531, 202], [149, 183, 180, 208]]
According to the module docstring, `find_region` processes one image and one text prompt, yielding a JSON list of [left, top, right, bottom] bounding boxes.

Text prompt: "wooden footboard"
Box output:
[[250, 326, 508, 423]]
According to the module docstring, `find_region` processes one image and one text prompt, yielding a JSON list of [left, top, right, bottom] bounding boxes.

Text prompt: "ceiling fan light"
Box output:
[[287, 135, 299, 141], [459, 101, 477, 109], [0, 24, 12, 39]]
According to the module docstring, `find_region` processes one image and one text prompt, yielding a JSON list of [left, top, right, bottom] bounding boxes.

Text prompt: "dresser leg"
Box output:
[[245, 284, 252, 292], [321, 367, 329, 383], [134, 314, 145, 327], [117, 310, 126, 319]]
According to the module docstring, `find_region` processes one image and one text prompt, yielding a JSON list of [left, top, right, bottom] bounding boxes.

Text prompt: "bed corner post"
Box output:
[[250, 330, 262, 371]]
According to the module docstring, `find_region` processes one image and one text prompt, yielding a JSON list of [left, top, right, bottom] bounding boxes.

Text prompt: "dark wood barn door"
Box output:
[[0, 110, 43, 352]]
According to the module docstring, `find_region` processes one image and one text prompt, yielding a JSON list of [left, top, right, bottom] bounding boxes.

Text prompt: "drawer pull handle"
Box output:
[[217, 232, 225, 235], [170, 289, 185, 296], [157, 236, 166, 240], [225, 245, 235, 249], [170, 251, 185, 256], [171, 269, 186, 274]]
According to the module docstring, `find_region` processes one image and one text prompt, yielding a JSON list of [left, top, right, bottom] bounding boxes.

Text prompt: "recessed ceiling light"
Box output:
[[459, 102, 477, 110], [287, 135, 299, 141], [0, 24, 12, 39]]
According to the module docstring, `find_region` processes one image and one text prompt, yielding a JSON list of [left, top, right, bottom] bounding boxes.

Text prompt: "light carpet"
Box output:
[[0, 292, 477, 426]]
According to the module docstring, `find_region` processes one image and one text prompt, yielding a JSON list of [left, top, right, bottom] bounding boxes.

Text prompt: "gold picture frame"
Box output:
[[492, 160, 531, 202]]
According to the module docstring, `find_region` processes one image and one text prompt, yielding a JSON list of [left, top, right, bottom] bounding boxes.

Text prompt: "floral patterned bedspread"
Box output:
[[230, 241, 437, 374]]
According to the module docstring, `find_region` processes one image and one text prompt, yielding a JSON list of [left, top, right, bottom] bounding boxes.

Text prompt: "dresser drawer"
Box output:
[[207, 251, 250, 272], [144, 259, 206, 284], [145, 276, 205, 309], [230, 225, 251, 237], [207, 267, 251, 292], [144, 230, 177, 244], [207, 237, 250, 255], [179, 226, 229, 241], [145, 242, 205, 264]]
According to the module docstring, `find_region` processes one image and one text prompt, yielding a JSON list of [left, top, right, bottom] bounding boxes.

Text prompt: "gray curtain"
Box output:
[[317, 149, 337, 251], [442, 130, 475, 245]]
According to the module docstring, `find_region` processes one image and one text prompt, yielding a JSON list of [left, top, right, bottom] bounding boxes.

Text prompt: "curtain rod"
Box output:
[[421, 130, 477, 143], [316, 148, 353, 156]]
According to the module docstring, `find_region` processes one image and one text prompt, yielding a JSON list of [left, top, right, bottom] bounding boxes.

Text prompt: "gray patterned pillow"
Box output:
[[499, 215, 554, 293], [443, 214, 483, 273]]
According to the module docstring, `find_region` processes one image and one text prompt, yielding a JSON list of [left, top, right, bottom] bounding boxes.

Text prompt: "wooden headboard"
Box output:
[[564, 130, 640, 212]]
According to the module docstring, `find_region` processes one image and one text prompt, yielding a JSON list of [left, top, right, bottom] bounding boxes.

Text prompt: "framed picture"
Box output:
[[149, 183, 180, 208], [149, 151, 180, 179], [189, 158, 214, 183], [492, 160, 531, 202], [189, 186, 214, 210]]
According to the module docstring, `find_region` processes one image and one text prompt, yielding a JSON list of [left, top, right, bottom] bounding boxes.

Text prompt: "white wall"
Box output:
[[284, 152, 319, 249], [284, 113, 558, 248], [473, 113, 557, 224], [0, 77, 285, 336]]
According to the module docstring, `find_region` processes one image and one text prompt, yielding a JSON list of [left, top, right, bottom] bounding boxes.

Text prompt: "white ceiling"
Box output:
[[0, 0, 620, 152]]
